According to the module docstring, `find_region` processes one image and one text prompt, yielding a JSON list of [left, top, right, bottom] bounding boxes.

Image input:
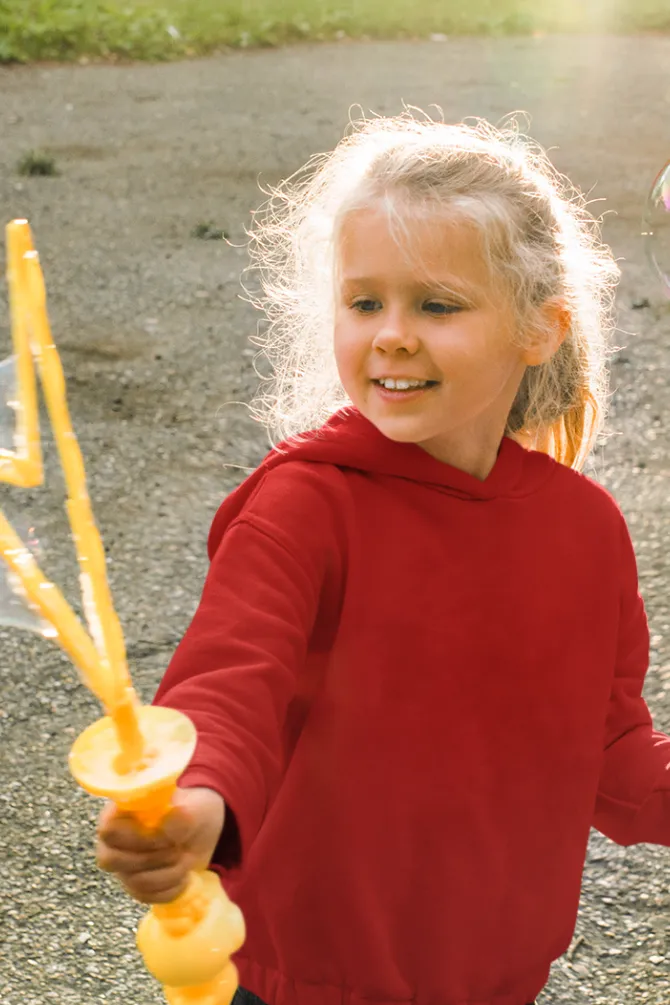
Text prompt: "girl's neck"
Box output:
[[414, 422, 511, 481]]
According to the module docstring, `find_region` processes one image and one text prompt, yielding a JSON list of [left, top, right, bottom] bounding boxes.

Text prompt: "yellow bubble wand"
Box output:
[[0, 220, 244, 1005]]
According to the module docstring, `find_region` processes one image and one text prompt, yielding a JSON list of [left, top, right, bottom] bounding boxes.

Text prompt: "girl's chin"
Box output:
[[366, 412, 438, 444]]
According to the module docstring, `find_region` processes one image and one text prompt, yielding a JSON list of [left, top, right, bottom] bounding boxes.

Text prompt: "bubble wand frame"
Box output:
[[0, 220, 244, 1005]]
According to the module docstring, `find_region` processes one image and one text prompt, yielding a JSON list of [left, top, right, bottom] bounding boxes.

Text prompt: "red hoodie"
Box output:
[[154, 408, 670, 1005]]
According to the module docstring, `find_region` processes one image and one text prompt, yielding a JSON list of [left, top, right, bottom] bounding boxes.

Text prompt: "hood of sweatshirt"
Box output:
[[262, 407, 556, 503], [208, 408, 559, 554]]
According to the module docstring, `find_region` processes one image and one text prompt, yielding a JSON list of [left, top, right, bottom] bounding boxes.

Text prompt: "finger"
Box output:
[[96, 844, 180, 875], [97, 814, 173, 853], [97, 800, 118, 830], [120, 864, 190, 905]]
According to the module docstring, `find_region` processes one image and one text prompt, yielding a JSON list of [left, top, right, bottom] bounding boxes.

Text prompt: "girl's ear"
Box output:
[[522, 299, 571, 366]]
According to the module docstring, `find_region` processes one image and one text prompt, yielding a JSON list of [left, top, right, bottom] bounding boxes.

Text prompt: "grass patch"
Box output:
[[0, 0, 189, 62], [191, 221, 229, 240], [0, 0, 669, 64], [17, 150, 59, 176]]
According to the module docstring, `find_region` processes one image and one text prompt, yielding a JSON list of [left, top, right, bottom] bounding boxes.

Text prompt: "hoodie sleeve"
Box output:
[[592, 513, 670, 846], [152, 462, 345, 868]]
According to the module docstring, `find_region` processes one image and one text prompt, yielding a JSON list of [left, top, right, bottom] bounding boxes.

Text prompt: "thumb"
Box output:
[[159, 798, 197, 845]]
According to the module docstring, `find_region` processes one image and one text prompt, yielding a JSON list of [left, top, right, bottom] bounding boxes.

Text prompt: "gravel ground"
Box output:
[[1, 33, 670, 1005]]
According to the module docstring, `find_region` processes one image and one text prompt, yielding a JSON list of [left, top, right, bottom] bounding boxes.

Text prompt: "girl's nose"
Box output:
[[372, 314, 419, 354]]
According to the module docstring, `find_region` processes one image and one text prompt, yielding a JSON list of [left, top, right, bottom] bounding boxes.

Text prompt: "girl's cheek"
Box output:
[[335, 331, 363, 364]]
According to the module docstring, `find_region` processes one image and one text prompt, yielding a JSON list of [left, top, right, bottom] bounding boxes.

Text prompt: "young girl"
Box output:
[[96, 111, 670, 1005]]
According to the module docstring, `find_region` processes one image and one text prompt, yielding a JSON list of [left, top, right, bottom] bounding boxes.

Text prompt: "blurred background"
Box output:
[[1, 5, 670, 1005], [1, 0, 670, 63]]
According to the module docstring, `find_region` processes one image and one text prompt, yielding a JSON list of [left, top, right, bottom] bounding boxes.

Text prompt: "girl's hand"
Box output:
[[95, 786, 226, 904]]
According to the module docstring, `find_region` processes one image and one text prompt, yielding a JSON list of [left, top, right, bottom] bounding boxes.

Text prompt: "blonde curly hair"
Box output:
[[244, 108, 620, 470]]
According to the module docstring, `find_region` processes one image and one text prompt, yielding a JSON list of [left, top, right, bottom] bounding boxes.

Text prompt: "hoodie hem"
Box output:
[[234, 955, 549, 1005]]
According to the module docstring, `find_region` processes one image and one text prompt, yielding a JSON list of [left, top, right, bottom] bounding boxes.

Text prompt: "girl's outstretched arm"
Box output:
[[152, 463, 345, 868], [593, 516, 670, 846]]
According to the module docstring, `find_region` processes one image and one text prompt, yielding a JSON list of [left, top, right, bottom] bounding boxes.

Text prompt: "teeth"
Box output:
[[379, 378, 428, 390]]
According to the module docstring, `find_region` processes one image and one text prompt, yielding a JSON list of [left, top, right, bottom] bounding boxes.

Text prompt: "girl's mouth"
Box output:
[[371, 378, 439, 400]]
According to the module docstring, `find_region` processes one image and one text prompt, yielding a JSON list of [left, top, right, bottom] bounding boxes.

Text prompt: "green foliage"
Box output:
[[0, 0, 668, 64], [190, 221, 229, 240], [17, 150, 59, 176], [0, 0, 189, 63]]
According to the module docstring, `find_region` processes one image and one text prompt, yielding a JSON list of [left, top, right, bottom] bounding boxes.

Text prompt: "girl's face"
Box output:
[[333, 206, 556, 479]]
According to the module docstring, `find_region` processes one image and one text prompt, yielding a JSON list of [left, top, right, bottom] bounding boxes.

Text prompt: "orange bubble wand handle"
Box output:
[[70, 707, 246, 1005], [1, 220, 245, 1004]]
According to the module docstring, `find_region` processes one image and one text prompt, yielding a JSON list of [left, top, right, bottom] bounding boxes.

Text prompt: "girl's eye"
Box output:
[[423, 301, 462, 316], [348, 299, 463, 315], [350, 299, 379, 313]]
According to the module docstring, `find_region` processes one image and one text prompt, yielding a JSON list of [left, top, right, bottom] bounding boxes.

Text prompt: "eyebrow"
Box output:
[[339, 275, 478, 304]]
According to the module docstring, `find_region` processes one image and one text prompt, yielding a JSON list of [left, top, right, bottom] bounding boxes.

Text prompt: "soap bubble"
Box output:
[[0, 519, 58, 638], [642, 160, 670, 296], [0, 355, 19, 453], [0, 355, 53, 636]]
